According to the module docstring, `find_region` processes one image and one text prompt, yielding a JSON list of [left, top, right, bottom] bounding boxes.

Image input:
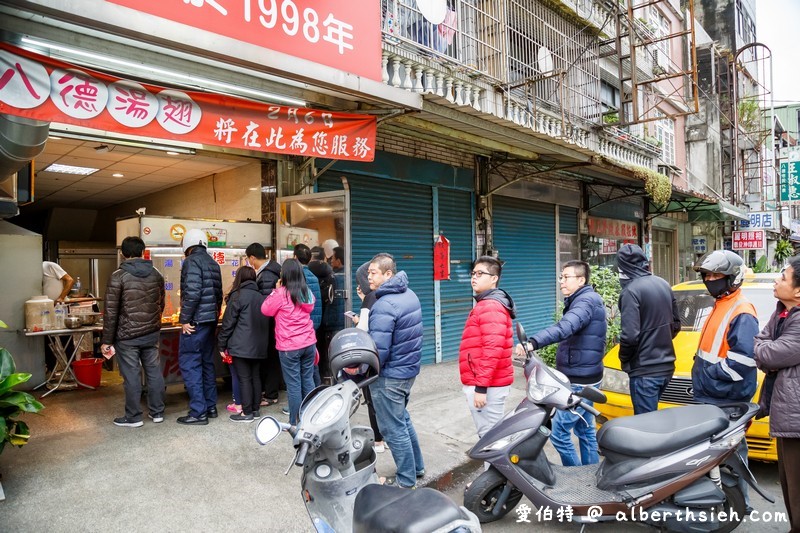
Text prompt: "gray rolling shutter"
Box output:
[[437, 188, 474, 362], [319, 174, 436, 365], [492, 196, 556, 334]]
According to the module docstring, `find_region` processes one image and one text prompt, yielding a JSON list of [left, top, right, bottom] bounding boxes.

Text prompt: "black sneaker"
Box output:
[[252, 410, 262, 419], [281, 406, 290, 416], [230, 413, 255, 423], [148, 413, 164, 423], [206, 406, 219, 418], [113, 417, 143, 428]]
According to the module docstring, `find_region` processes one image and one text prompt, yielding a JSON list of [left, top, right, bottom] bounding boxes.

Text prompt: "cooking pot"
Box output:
[[64, 316, 82, 329], [79, 313, 101, 326]]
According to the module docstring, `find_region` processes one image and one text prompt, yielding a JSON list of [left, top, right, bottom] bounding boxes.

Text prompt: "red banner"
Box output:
[[0, 43, 376, 162], [106, 0, 381, 81]]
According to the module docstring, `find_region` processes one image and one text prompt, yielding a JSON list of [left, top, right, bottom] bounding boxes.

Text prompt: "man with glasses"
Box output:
[[616, 244, 680, 415], [523, 260, 606, 466], [459, 256, 516, 440]]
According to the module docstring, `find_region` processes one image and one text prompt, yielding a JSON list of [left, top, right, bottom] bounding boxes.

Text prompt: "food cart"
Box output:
[[116, 215, 272, 382]]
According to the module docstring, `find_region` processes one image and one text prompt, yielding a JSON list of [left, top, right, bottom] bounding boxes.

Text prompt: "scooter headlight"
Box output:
[[600, 368, 629, 395], [481, 429, 529, 452], [310, 394, 344, 425], [527, 378, 559, 403]]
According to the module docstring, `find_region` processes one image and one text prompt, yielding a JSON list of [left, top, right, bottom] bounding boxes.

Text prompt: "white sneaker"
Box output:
[[374, 442, 386, 453]]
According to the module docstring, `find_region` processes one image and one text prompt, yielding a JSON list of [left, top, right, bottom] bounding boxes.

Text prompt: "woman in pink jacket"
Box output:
[[261, 258, 317, 425]]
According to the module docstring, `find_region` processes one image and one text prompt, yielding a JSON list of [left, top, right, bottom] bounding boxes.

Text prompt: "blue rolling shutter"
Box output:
[[559, 206, 578, 234], [492, 196, 556, 334], [319, 174, 436, 365], [437, 188, 474, 362]]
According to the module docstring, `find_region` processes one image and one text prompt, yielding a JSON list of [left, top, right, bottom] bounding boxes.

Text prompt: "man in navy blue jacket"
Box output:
[[367, 253, 425, 489], [527, 260, 606, 466]]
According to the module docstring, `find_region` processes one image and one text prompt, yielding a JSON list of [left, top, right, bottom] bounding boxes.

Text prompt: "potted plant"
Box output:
[[0, 319, 45, 500]]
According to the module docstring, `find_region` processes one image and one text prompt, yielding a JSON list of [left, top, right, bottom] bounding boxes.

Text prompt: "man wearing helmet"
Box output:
[[693, 249, 759, 513], [692, 250, 759, 406], [177, 229, 223, 425]]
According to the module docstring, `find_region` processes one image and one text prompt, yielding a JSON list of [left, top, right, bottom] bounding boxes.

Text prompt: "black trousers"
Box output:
[[232, 357, 262, 415], [777, 437, 800, 533]]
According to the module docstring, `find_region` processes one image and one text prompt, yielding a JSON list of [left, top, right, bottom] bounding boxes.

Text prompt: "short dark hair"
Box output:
[[788, 256, 800, 288], [294, 243, 311, 265], [310, 246, 325, 261], [370, 253, 396, 274], [245, 242, 266, 260], [332, 246, 344, 265], [121, 236, 145, 259], [473, 256, 502, 279], [563, 260, 590, 283]]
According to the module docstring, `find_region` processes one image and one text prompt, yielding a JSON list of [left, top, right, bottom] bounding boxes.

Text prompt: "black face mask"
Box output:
[[704, 278, 730, 299]]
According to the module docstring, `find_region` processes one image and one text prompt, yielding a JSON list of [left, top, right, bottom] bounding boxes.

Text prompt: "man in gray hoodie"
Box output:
[[101, 236, 166, 427]]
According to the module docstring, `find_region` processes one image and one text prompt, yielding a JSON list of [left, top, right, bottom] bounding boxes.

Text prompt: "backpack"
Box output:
[[318, 272, 335, 305]]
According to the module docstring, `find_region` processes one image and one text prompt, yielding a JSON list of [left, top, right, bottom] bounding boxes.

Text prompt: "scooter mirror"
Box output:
[[516, 322, 528, 344], [255, 416, 283, 445]]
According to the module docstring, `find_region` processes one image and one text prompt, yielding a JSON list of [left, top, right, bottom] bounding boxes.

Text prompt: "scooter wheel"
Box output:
[[709, 483, 746, 533], [463, 467, 523, 523]]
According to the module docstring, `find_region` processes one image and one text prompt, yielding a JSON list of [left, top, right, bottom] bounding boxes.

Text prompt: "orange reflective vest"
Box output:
[[696, 291, 757, 381]]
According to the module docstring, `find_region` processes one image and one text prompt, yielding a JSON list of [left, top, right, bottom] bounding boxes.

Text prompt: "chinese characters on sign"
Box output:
[[587, 217, 639, 240], [106, 0, 381, 81], [739, 211, 776, 230], [732, 230, 765, 250], [692, 237, 707, 254], [0, 44, 376, 162], [601, 239, 618, 255], [780, 161, 800, 202], [433, 234, 450, 281]]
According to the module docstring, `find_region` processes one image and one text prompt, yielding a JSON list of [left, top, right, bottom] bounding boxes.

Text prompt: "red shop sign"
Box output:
[[587, 217, 638, 240], [732, 230, 765, 250], [0, 43, 376, 162], [106, 0, 381, 81], [433, 235, 450, 281]]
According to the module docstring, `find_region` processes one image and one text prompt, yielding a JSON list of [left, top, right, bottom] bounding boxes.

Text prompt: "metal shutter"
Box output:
[[559, 206, 578, 235], [319, 174, 436, 365], [437, 188, 474, 362], [492, 196, 556, 334]]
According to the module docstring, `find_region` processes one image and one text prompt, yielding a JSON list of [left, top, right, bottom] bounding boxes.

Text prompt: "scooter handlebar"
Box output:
[[581, 400, 601, 417], [295, 442, 310, 466]]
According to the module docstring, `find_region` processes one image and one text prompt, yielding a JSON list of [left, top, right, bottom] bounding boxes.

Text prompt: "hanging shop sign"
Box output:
[[739, 211, 778, 230], [433, 234, 451, 281], [732, 230, 765, 250], [587, 217, 638, 240], [106, 0, 381, 81], [0, 43, 376, 162], [692, 237, 707, 254]]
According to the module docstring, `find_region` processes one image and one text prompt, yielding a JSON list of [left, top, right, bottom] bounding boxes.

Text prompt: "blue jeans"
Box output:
[[369, 376, 425, 488], [179, 322, 218, 418], [278, 344, 316, 425], [629, 375, 670, 415], [550, 382, 600, 466], [229, 362, 240, 405]]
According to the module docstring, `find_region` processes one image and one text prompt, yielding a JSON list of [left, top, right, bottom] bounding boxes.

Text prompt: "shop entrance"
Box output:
[[651, 228, 677, 285]]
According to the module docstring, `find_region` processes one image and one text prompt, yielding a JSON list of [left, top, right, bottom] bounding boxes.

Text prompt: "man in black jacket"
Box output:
[[101, 236, 166, 428], [616, 244, 680, 414], [177, 229, 223, 425]]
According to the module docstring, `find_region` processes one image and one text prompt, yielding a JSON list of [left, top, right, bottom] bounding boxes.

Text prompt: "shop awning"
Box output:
[[647, 188, 749, 222]]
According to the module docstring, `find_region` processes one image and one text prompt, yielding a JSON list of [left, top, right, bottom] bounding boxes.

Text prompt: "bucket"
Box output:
[[72, 358, 103, 389]]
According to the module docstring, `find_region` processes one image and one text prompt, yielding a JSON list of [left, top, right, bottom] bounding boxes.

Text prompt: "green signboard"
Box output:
[[780, 161, 800, 201]]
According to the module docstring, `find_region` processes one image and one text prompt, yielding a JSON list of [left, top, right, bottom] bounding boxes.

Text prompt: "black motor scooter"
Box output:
[[463, 324, 774, 533]]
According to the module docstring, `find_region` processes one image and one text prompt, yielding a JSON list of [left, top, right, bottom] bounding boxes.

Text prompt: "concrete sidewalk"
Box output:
[[0, 361, 525, 532]]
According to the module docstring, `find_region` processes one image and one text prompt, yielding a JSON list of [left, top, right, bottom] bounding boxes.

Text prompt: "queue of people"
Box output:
[[92, 234, 800, 524]]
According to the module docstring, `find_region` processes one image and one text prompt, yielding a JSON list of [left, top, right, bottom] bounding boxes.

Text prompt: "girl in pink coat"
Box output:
[[261, 258, 317, 425]]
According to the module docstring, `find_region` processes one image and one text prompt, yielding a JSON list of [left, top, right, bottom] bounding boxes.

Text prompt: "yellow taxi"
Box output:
[[598, 273, 779, 462]]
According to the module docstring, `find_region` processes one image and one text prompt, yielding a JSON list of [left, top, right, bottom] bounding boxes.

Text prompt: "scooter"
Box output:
[[254, 328, 481, 533], [463, 323, 775, 532]]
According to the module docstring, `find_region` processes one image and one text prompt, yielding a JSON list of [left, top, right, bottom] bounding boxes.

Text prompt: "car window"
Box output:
[[675, 288, 776, 331]]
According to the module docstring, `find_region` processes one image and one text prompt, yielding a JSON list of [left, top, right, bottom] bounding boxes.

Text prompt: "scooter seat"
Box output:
[[597, 404, 728, 458], [353, 484, 465, 533]]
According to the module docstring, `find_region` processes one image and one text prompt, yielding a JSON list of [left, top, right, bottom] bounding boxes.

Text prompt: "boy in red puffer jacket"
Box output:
[[459, 256, 516, 438]]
